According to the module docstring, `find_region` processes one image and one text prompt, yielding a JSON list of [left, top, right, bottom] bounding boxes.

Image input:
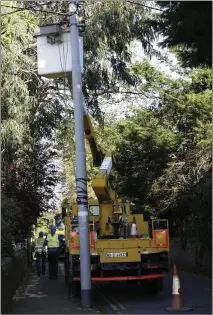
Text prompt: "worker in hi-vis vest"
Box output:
[[43, 225, 63, 280], [35, 231, 46, 277]]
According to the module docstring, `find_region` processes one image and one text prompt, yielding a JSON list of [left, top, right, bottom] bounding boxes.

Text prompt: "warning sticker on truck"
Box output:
[[105, 252, 128, 258]]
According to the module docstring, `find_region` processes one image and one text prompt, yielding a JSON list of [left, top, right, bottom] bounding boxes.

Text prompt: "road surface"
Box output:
[[12, 262, 212, 314], [93, 271, 212, 314]]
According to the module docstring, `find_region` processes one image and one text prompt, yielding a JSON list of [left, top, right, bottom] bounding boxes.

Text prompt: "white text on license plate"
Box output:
[[105, 252, 127, 258]]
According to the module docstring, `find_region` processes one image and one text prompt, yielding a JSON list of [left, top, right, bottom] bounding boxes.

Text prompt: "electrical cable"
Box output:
[[1, 2, 58, 16], [57, 36, 69, 109], [1, 1, 163, 17], [126, 1, 163, 11], [30, 1, 53, 6], [57, 29, 77, 180], [2, 9, 25, 16], [1, 4, 75, 16]]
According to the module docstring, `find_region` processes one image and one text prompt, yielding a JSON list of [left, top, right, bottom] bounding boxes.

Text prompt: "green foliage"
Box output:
[[186, 170, 212, 249], [2, 194, 24, 256], [150, 1, 212, 68], [21, 0, 156, 122], [36, 211, 55, 235], [130, 62, 212, 147], [113, 108, 178, 202], [82, 0, 156, 119], [58, 121, 101, 205], [59, 61, 211, 249], [1, 0, 211, 254], [110, 64, 212, 246], [1, 2, 67, 252]]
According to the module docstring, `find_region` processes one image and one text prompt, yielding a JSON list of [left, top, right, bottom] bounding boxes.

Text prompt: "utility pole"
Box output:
[[68, 0, 92, 308]]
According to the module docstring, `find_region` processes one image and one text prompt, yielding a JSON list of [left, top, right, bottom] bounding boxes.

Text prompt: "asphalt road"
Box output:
[[94, 271, 212, 314], [12, 262, 212, 314]]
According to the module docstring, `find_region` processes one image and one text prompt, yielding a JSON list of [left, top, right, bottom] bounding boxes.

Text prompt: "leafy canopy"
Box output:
[[150, 1, 212, 68]]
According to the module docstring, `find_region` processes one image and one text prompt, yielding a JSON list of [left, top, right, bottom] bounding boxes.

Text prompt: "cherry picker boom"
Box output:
[[63, 103, 170, 297]]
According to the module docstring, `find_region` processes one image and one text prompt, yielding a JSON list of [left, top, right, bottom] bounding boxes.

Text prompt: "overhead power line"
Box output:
[[2, 8, 25, 16], [2, 1, 163, 17], [1, 4, 71, 16], [126, 1, 163, 11]]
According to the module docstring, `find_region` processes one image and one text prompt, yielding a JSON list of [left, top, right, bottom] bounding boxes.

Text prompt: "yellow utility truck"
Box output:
[[63, 111, 170, 296]]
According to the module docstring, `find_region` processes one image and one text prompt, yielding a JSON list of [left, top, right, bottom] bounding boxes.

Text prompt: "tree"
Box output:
[[150, 1, 212, 68], [113, 108, 178, 204], [19, 0, 157, 122], [2, 0, 211, 253], [111, 62, 211, 244], [82, 0, 157, 117], [43, 0, 159, 202], [1, 194, 24, 256], [1, 2, 66, 251]]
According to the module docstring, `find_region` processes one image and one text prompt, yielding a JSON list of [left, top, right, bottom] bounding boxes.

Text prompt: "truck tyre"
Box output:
[[68, 256, 81, 297], [155, 277, 164, 298], [68, 256, 73, 298], [149, 277, 164, 297], [73, 281, 81, 296], [64, 253, 69, 285]]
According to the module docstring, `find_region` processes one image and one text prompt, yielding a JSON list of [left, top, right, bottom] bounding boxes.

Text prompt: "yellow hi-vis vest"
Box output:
[[35, 237, 45, 254], [47, 233, 59, 248]]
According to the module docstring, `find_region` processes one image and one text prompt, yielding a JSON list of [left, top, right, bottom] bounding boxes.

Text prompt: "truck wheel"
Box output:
[[64, 254, 69, 285], [73, 281, 81, 296], [149, 278, 164, 297], [155, 277, 164, 298], [69, 278, 81, 297], [68, 256, 73, 298], [68, 256, 81, 297], [127, 280, 136, 285]]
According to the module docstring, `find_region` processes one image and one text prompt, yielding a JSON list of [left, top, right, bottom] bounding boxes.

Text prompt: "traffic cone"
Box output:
[[165, 264, 193, 312], [131, 216, 137, 238]]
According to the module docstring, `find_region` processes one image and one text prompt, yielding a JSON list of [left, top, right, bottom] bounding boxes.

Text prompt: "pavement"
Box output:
[[11, 263, 99, 314], [11, 262, 212, 314]]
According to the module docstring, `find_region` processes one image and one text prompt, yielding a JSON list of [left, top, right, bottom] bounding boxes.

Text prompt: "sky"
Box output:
[[131, 37, 179, 78], [100, 37, 180, 117]]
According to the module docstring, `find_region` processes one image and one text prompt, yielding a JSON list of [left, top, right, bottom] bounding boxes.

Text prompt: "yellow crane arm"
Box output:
[[83, 113, 116, 203], [83, 115, 103, 166], [67, 77, 117, 204]]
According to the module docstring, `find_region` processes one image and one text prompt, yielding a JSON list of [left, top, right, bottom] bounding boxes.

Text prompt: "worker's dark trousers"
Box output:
[[47, 250, 59, 279], [36, 253, 46, 276]]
